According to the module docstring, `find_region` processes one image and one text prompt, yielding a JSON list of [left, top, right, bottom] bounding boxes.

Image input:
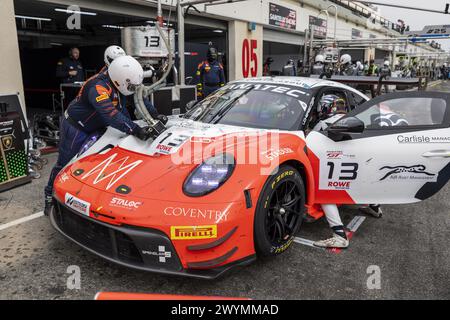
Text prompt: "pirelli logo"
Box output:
[[170, 225, 217, 240]]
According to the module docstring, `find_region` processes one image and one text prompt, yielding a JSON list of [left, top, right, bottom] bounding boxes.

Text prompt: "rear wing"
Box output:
[[310, 75, 428, 97]]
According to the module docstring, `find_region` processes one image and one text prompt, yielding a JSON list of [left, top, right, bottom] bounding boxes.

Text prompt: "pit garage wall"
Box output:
[[0, 0, 26, 114], [228, 20, 263, 81]]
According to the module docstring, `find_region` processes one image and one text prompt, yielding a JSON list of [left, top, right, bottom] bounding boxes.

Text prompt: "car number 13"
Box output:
[[327, 162, 359, 180]]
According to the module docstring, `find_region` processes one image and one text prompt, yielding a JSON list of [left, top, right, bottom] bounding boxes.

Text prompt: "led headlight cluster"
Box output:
[[183, 153, 235, 197]]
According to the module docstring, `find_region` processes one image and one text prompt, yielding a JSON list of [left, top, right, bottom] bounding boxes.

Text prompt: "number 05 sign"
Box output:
[[242, 39, 258, 78], [122, 26, 175, 58]]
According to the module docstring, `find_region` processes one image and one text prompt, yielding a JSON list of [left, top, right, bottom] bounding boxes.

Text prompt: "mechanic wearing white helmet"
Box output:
[[380, 60, 392, 92], [44, 55, 155, 215], [312, 54, 326, 75], [312, 95, 382, 248], [339, 54, 356, 76], [102, 45, 160, 117]]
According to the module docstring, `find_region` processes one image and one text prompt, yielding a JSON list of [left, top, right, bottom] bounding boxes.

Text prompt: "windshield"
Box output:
[[184, 82, 310, 130]]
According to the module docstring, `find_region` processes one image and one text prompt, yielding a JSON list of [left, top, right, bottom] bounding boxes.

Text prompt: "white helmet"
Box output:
[[356, 61, 364, 71], [384, 60, 390, 66], [315, 54, 325, 63], [104, 45, 126, 67], [340, 54, 352, 65], [108, 55, 144, 96]]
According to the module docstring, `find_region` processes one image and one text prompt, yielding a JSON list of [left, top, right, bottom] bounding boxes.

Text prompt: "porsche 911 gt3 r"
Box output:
[[50, 77, 450, 278]]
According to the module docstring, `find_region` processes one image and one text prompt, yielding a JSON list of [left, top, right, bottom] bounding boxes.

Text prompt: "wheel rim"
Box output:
[[265, 180, 302, 246]]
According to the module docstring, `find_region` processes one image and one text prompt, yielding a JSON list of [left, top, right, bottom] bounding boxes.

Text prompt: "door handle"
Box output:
[[422, 150, 450, 158]]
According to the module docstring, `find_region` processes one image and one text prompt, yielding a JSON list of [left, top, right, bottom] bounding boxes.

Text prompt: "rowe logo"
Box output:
[[81, 153, 143, 190]]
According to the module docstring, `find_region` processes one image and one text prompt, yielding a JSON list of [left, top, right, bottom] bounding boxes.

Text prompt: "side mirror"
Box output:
[[185, 100, 197, 111], [328, 117, 364, 141]]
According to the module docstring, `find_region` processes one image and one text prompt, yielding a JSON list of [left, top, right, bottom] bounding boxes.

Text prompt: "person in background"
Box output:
[[196, 47, 226, 100], [263, 57, 274, 76], [355, 61, 365, 76], [379, 60, 392, 92], [339, 54, 355, 76], [312, 54, 325, 75], [282, 59, 297, 76], [367, 59, 379, 76], [56, 47, 84, 84]]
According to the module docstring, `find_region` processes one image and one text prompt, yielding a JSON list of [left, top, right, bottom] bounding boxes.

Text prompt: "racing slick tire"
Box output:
[[254, 165, 305, 257]]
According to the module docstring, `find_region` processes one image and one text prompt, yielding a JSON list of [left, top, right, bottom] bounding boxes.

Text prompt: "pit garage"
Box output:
[[1, 0, 450, 304], [14, 0, 228, 114]]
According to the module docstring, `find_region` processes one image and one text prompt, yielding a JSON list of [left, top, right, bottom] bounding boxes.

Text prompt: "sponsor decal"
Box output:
[[156, 144, 172, 154], [81, 153, 142, 190], [397, 135, 450, 144], [326, 151, 356, 159], [65, 193, 90, 216], [228, 83, 307, 98], [170, 225, 217, 240], [110, 197, 142, 210], [379, 165, 436, 181], [164, 207, 228, 222], [0, 120, 14, 127], [59, 172, 69, 184], [141, 245, 172, 263], [262, 147, 294, 161], [1, 136, 13, 150], [95, 93, 109, 102], [327, 181, 351, 190]]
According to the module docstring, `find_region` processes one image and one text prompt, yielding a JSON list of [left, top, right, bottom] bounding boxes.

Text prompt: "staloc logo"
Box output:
[[110, 197, 142, 209]]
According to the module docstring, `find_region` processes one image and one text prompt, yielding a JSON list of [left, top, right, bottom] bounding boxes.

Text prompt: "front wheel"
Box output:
[[254, 165, 305, 257]]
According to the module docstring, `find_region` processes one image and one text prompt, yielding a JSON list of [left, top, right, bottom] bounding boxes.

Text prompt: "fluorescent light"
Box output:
[[50, 42, 63, 46], [213, 29, 224, 33], [102, 25, 123, 29], [15, 15, 52, 21], [146, 21, 173, 26], [55, 8, 97, 16]]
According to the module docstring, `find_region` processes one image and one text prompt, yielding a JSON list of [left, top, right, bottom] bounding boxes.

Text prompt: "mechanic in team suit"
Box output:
[[311, 95, 383, 249], [196, 47, 226, 100], [44, 56, 156, 215], [312, 54, 326, 75], [56, 47, 85, 84], [339, 54, 356, 76], [282, 59, 297, 76], [263, 57, 274, 76]]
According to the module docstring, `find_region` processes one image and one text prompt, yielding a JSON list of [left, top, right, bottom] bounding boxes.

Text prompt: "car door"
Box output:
[[306, 91, 450, 205]]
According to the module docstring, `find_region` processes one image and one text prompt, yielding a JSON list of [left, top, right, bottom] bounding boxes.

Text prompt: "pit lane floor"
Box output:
[[1, 81, 450, 300]]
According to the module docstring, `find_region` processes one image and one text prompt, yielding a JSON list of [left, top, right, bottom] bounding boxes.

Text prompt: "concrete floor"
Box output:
[[1, 81, 450, 300]]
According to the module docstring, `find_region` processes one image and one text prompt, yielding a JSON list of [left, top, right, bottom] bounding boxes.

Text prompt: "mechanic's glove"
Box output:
[[133, 126, 152, 141], [156, 114, 168, 125]]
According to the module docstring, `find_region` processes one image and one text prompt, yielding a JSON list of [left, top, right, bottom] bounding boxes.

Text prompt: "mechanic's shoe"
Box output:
[[360, 204, 383, 218], [44, 196, 53, 216], [313, 234, 349, 249]]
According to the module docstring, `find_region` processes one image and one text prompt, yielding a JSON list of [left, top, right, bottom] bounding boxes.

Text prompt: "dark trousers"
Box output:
[[44, 118, 89, 198]]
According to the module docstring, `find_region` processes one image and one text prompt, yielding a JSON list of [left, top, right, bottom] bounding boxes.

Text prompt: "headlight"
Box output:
[[183, 153, 235, 197], [77, 133, 100, 157]]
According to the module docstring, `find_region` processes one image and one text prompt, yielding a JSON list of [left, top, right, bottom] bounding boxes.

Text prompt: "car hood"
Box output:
[[66, 119, 298, 198]]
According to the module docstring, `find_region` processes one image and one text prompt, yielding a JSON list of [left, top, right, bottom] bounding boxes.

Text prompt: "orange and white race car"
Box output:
[[50, 77, 450, 279]]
